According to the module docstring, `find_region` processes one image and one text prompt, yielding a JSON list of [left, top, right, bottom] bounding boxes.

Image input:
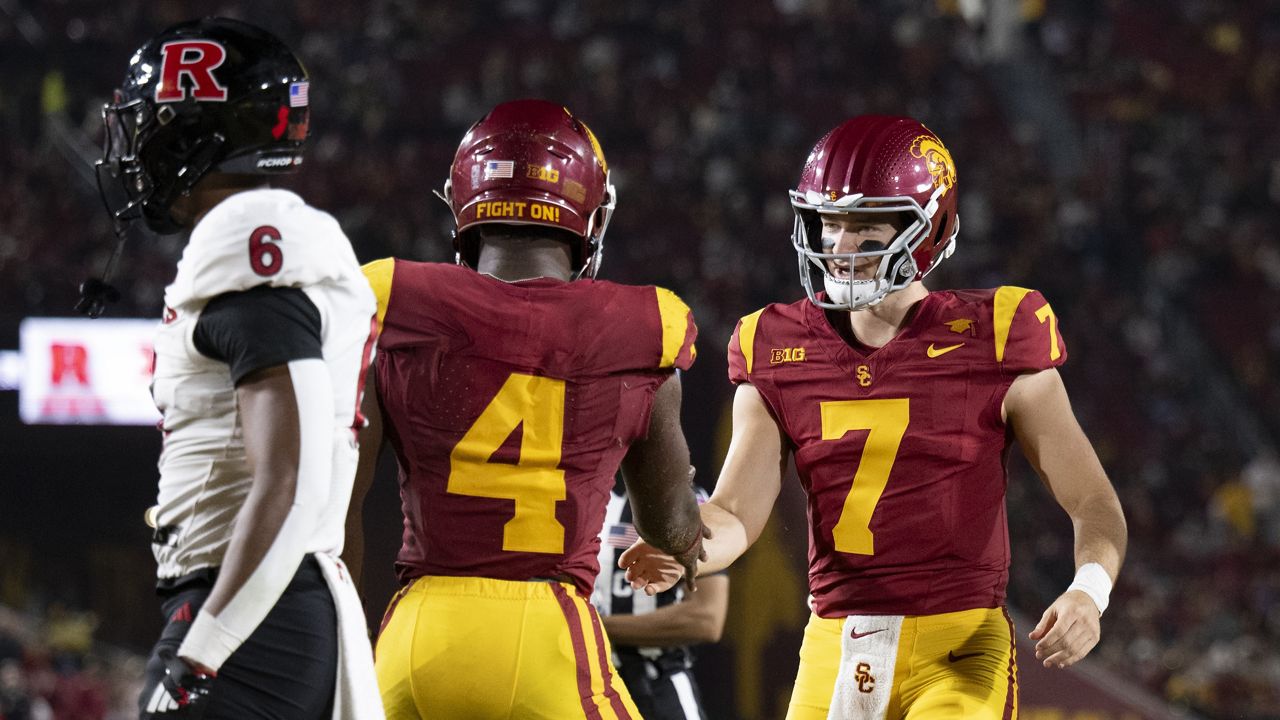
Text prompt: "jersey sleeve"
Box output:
[[361, 257, 395, 337], [193, 286, 323, 384], [727, 308, 765, 384], [653, 286, 697, 371], [991, 286, 1068, 372]]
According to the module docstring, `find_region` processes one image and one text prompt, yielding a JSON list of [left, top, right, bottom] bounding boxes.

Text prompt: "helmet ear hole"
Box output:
[[932, 211, 951, 246]]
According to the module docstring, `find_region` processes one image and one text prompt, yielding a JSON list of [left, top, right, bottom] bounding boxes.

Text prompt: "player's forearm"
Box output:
[[179, 361, 333, 671], [632, 486, 703, 558], [696, 502, 751, 575], [1068, 488, 1127, 580], [602, 602, 723, 647]]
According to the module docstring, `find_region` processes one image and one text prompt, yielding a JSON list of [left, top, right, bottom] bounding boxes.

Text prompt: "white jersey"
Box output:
[[149, 188, 375, 580]]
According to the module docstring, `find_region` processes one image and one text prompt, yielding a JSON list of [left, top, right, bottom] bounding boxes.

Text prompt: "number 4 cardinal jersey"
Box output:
[[728, 288, 1066, 618], [362, 259, 697, 596], [150, 189, 376, 581]]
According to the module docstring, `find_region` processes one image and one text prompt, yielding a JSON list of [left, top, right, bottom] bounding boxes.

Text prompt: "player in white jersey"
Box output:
[[92, 18, 382, 719]]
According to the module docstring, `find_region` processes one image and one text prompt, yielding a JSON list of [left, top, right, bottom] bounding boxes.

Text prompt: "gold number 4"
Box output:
[[820, 398, 910, 555], [447, 373, 567, 554]]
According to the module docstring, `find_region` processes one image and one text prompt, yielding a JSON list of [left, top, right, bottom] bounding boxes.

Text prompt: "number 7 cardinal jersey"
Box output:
[[149, 189, 376, 581], [363, 259, 697, 596], [728, 288, 1066, 618]]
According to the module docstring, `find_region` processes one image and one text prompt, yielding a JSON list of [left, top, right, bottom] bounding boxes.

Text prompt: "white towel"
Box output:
[[827, 614, 904, 720], [315, 553, 386, 720]]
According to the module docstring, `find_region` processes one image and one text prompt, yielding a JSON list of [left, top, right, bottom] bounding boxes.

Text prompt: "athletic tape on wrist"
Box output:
[[178, 610, 245, 672], [1066, 562, 1112, 615]]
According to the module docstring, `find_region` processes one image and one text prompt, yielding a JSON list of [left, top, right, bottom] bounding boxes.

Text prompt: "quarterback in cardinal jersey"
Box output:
[[622, 115, 1128, 720]]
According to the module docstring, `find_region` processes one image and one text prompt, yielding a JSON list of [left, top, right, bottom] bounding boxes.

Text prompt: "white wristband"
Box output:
[[177, 610, 245, 672], [1066, 562, 1112, 616]]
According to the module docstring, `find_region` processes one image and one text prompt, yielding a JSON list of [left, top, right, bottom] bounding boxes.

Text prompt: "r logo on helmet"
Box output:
[[155, 41, 229, 102]]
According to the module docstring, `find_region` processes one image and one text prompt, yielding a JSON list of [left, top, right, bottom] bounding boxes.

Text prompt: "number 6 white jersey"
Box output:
[[149, 188, 376, 581]]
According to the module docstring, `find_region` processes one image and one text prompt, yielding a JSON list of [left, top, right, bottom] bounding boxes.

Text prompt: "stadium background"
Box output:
[[1, 0, 1277, 717]]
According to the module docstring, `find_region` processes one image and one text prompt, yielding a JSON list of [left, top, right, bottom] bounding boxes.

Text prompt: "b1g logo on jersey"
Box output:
[[155, 40, 229, 102], [770, 347, 806, 364]]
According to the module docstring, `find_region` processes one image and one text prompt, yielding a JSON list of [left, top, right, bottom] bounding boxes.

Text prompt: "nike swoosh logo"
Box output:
[[849, 628, 885, 640], [927, 342, 964, 358], [948, 650, 985, 662]]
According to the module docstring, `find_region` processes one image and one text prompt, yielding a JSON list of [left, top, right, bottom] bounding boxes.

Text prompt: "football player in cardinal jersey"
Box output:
[[621, 115, 1128, 719], [345, 99, 708, 719], [95, 18, 382, 719]]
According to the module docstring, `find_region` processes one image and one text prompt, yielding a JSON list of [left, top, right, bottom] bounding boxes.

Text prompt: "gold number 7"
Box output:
[[1034, 303, 1061, 361], [820, 398, 910, 555]]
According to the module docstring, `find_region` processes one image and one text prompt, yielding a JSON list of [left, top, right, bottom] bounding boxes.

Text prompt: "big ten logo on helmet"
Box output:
[[770, 347, 806, 364], [856, 364, 872, 387], [474, 201, 561, 223], [155, 41, 229, 102], [527, 164, 559, 183]]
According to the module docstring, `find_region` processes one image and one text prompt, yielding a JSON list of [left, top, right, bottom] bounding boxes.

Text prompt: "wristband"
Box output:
[[177, 610, 245, 672], [671, 528, 703, 558], [1066, 562, 1112, 615]]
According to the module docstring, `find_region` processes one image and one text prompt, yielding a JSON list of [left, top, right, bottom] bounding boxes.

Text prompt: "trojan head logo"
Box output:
[[571, 110, 608, 174], [910, 135, 956, 196], [155, 40, 229, 102]]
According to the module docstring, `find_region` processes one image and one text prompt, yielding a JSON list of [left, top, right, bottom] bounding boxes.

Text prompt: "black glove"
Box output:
[[141, 648, 213, 717]]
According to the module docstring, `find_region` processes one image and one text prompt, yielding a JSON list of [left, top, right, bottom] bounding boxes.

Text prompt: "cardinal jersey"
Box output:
[[363, 259, 697, 596], [149, 189, 377, 581], [728, 287, 1066, 618]]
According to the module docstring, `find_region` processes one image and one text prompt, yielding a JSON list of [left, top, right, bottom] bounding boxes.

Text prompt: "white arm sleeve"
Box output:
[[178, 358, 335, 670]]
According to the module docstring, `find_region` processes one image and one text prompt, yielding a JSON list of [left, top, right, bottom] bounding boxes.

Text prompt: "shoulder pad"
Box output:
[[166, 191, 358, 307], [362, 257, 395, 333], [991, 286, 1067, 371], [653, 286, 697, 370], [728, 307, 767, 384]]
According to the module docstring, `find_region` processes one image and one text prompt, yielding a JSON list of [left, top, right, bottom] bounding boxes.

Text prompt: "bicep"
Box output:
[[236, 365, 302, 483], [1005, 368, 1109, 512], [619, 372, 691, 498], [709, 383, 786, 543]]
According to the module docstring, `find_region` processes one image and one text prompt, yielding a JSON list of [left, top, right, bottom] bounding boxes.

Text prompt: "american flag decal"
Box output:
[[606, 523, 640, 549], [484, 159, 515, 179], [289, 81, 309, 107]]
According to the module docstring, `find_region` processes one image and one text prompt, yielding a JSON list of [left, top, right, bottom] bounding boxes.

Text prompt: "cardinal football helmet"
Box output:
[[97, 17, 310, 235], [790, 115, 960, 310], [444, 99, 616, 279]]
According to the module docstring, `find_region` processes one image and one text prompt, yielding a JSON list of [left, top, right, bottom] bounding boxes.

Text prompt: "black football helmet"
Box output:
[[97, 17, 310, 235]]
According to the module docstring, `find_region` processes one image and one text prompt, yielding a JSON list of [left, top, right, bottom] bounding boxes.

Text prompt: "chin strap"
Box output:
[[75, 217, 128, 318]]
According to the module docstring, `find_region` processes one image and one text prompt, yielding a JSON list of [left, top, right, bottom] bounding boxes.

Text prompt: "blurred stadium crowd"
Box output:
[[2, 1, 1279, 718]]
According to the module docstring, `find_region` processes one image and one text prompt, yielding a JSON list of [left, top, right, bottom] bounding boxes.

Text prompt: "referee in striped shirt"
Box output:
[[592, 476, 730, 719]]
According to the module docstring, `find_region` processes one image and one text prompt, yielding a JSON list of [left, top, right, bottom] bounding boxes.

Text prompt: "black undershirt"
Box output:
[[193, 286, 323, 384]]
